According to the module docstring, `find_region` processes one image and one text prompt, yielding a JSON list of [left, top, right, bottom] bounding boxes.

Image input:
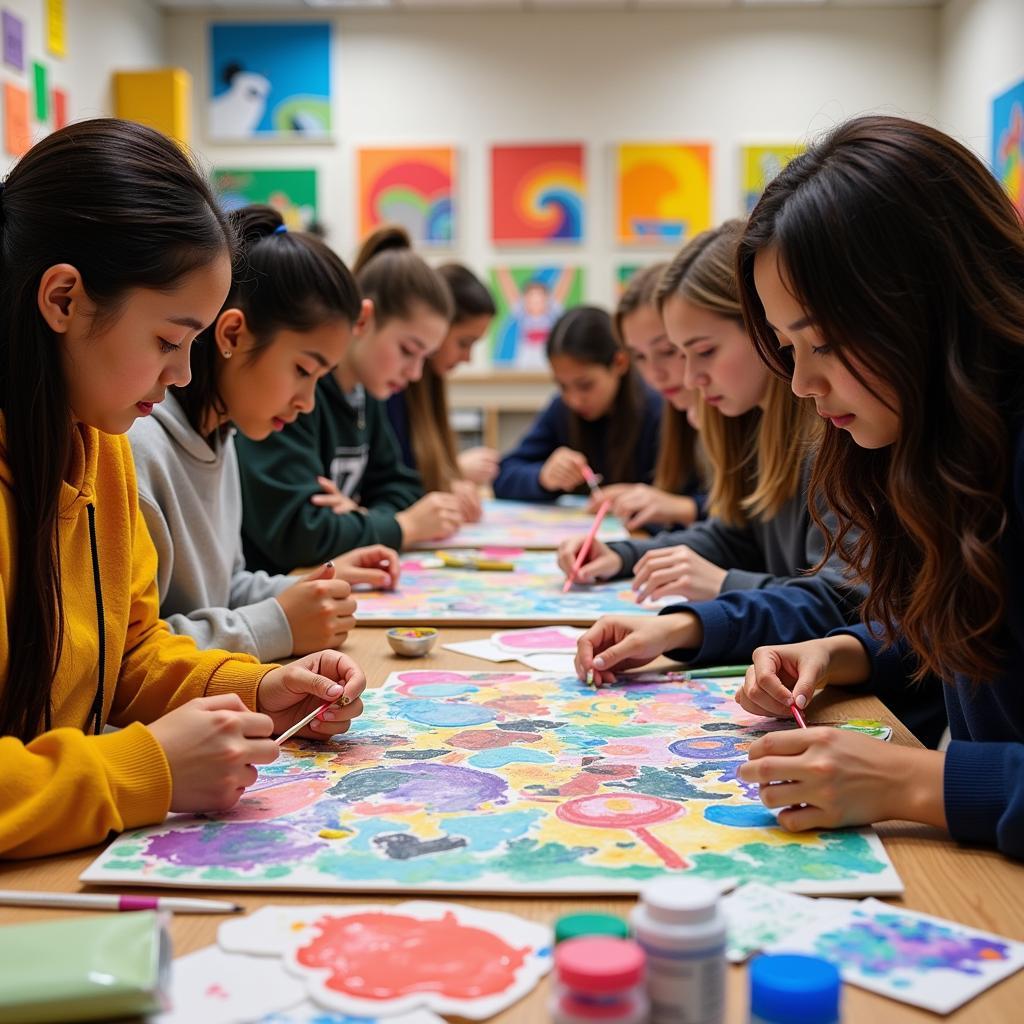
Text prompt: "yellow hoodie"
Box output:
[[0, 421, 275, 858]]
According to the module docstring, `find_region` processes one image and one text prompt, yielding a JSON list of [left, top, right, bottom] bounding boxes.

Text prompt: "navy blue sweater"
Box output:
[[493, 384, 663, 501], [385, 391, 415, 471]]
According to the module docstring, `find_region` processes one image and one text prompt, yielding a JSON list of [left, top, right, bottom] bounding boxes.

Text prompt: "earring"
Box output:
[[222, 349, 232, 359]]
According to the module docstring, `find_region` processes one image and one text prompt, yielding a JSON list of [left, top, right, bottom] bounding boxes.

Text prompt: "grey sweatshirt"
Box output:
[[128, 394, 295, 661]]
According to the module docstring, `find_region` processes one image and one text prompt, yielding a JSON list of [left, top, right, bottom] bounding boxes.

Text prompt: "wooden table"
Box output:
[[2, 626, 1023, 1023]]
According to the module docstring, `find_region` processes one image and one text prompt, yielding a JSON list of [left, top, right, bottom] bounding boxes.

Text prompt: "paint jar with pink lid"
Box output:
[[550, 936, 650, 1024]]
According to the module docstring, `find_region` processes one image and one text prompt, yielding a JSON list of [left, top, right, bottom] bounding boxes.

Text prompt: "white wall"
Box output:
[[937, 0, 1024, 158], [166, 8, 939, 319], [0, 0, 165, 172]]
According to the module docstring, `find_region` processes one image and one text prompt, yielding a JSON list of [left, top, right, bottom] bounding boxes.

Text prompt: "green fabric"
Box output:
[[237, 374, 424, 573], [0, 911, 167, 1022]]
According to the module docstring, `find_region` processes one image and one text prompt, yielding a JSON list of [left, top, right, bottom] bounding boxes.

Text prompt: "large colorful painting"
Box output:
[[356, 551, 663, 625], [616, 143, 711, 245], [741, 143, 804, 214], [82, 670, 902, 896], [358, 146, 455, 246], [993, 77, 1024, 218], [212, 168, 318, 230], [208, 22, 331, 141], [490, 143, 585, 245], [488, 266, 584, 369], [411, 498, 627, 550]]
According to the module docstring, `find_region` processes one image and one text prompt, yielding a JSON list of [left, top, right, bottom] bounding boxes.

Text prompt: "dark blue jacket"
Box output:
[[493, 384, 663, 502]]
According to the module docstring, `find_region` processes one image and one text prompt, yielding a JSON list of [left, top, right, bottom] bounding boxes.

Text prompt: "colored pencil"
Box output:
[[791, 704, 808, 729], [563, 499, 611, 593], [0, 890, 240, 914], [683, 664, 752, 679], [581, 464, 603, 499]]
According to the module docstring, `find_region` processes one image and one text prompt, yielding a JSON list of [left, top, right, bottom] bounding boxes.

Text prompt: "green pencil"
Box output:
[[684, 664, 751, 679]]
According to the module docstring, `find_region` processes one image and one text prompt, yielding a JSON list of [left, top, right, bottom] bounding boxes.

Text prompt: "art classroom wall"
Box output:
[[0, 0, 165, 173], [164, 6, 938, 344], [937, 0, 1024, 159]]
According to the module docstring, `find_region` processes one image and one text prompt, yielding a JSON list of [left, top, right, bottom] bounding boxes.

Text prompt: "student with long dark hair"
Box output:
[[493, 305, 662, 501], [0, 121, 366, 859], [130, 205, 397, 662], [731, 115, 1024, 859]]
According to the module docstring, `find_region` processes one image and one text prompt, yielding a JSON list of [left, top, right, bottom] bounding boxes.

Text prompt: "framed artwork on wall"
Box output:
[[208, 22, 331, 142], [357, 146, 456, 246], [491, 143, 585, 245], [212, 168, 318, 230], [993, 77, 1024, 218], [615, 142, 711, 246]]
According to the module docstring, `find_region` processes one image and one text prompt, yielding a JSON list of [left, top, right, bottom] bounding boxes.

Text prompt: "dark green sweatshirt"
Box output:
[[236, 376, 424, 573]]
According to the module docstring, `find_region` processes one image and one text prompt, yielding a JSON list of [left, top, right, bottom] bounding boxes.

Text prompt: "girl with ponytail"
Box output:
[[237, 224, 463, 568], [129, 205, 395, 662], [0, 121, 366, 859]]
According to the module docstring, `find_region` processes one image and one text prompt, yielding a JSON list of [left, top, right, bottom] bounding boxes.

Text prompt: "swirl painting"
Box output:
[[491, 143, 585, 245]]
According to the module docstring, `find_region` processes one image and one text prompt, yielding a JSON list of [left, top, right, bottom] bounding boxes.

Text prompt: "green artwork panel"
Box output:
[[32, 61, 48, 121], [212, 167, 318, 230]]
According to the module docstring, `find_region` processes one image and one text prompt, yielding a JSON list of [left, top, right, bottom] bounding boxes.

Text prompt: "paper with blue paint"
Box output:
[[767, 897, 1024, 1013], [81, 670, 902, 896]]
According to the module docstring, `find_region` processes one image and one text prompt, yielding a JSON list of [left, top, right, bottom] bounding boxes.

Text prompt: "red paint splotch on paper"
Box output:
[[296, 910, 528, 1001]]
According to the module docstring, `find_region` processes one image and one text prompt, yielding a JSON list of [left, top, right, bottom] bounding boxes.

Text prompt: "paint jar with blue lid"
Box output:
[[550, 936, 649, 1024], [749, 954, 841, 1024]]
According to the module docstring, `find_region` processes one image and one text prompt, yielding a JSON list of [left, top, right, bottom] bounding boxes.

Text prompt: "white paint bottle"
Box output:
[[630, 877, 727, 1024]]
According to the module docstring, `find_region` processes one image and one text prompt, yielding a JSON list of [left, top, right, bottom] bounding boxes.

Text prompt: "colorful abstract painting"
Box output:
[[488, 266, 584, 369], [213, 168, 318, 230], [993, 77, 1024, 218], [3, 83, 30, 157], [358, 147, 455, 246], [616, 143, 711, 245], [741, 143, 804, 214], [491, 144, 584, 245], [411, 498, 626, 550], [209, 23, 331, 141], [356, 551, 664, 625], [769, 898, 1024, 1013], [82, 670, 902, 896], [219, 902, 551, 1020]]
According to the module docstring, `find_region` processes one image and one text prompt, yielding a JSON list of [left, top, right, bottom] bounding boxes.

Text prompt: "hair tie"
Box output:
[[274, 224, 288, 234]]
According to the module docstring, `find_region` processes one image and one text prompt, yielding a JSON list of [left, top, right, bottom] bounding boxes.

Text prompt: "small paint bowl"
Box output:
[[386, 626, 439, 658]]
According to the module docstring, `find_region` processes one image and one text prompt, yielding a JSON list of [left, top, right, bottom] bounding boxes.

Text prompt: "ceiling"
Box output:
[[155, 0, 944, 11]]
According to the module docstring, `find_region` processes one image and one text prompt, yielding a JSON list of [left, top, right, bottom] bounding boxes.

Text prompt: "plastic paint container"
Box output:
[[550, 936, 649, 1024], [749, 954, 841, 1024], [630, 876, 726, 1024], [555, 912, 631, 944], [385, 626, 439, 657]]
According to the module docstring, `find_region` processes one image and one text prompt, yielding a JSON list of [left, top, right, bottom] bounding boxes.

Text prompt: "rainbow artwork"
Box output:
[[357, 146, 456, 246], [993, 77, 1024, 218], [616, 142, 712, 245], [355, 550, 665, 625], [490, 143, 585, 245], [82, 670, 903, 897], [771, 898, 1024, 1014], [409, 498, 628, 550], [741, 143, 804, 214]]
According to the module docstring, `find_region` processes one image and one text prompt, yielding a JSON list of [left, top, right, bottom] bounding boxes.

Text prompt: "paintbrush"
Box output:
[[275, 694, 349, 746]]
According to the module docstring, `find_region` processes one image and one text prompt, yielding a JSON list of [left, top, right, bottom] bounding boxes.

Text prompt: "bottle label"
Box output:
[[637, 939, 726, 1024]]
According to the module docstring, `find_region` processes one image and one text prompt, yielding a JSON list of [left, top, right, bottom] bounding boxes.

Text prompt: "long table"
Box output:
[[2, 626, 1023, 1023]]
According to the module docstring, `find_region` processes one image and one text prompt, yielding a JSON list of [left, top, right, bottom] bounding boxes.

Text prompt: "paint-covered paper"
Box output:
[[83, 671, 902, 896], [722, 882, 852, 962], [410, 498, 627, 549], [284, 902, 550, 1020], [256, 1006, 443, 1024], [358, 551, 666, 625], [492, 625, 584, 654], [766, 897, 1024, 1014]]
